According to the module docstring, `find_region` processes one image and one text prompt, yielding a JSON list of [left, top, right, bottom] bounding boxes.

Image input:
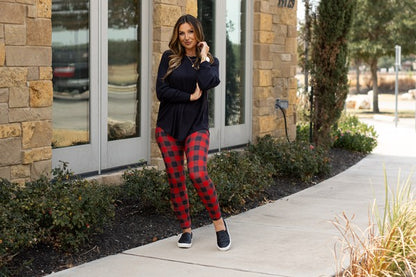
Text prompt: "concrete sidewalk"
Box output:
[[47, 118, 416, 277]]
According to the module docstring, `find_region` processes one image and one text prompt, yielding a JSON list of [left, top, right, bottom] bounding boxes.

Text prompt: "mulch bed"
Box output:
[[7, 148, 366, 277]]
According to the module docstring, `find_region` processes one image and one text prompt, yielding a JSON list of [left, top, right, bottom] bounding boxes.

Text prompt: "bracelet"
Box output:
[[201, 56, 210, 63]]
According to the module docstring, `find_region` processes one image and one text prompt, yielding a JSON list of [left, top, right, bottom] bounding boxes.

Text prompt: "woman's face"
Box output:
[[178, 23, 198, 55]]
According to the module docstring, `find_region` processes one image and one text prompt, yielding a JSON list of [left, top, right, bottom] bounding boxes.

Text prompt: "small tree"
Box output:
[[310, 0, 356, 148]]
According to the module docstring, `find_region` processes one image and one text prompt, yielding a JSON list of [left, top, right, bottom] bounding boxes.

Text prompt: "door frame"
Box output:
[[209, 0, 253, 151]]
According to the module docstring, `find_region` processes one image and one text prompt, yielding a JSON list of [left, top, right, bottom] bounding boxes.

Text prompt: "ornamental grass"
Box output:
[[334, 168, 416, 276]]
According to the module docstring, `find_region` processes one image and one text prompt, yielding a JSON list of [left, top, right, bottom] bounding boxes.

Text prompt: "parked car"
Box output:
[[52, 47, 89, 93]]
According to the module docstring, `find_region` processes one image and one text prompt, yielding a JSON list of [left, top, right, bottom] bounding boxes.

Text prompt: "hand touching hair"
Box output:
[[163, 14, 214, 80]]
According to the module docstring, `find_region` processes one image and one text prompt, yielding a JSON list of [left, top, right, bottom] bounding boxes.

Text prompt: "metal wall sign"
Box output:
[[278, 0, 296, 8]]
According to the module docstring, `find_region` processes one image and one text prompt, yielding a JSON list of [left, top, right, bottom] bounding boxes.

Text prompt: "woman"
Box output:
[[155, 14, 231, 251]]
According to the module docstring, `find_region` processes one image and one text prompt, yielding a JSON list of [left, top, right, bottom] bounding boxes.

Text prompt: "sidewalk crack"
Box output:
[[121, 252, 291, 277]]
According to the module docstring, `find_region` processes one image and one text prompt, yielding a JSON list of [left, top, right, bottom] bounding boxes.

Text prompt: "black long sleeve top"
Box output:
[[156, 50, 220, 141]]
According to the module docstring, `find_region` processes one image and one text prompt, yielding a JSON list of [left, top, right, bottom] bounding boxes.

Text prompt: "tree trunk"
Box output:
[[370, 59, 379, 113]]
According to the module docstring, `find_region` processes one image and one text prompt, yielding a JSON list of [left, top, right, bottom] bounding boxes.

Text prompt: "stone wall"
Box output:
[[0, 0, 52, 184], [252, 0, 297, 141]]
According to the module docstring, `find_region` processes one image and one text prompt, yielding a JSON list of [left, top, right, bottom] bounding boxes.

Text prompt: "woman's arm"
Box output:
[[156, 51, 191, 103], [197, 57, 220, 91]]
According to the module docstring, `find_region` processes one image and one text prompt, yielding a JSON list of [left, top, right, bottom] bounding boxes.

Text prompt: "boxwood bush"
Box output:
[[0, 179, 40, 273], [24, 170, 116, 250], [297, 115, 377, 154], [122, 150, 274, 216], [332, 115, 378, 153], [0, 164, 116, 274], [122, 167, 207, 215], [122, 166, 171, 213], [208, 150, 274, 213], [248, 135, 330, 182]]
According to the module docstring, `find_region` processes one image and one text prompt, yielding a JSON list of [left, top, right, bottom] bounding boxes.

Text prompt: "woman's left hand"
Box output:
[[190, 82, 202, 101]]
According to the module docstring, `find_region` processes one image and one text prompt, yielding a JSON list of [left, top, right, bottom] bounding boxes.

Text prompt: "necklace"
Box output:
[[186, 55, 198, 69]]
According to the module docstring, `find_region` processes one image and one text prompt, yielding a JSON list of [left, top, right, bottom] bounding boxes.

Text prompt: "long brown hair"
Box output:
[[163, 14, 214, 79]]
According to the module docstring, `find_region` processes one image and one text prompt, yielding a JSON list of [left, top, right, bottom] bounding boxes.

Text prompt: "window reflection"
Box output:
[[225, 0, 246, 126], [107, 0, 141, 141], [52, 0, 90, 148], [198, 0, 215, 128]]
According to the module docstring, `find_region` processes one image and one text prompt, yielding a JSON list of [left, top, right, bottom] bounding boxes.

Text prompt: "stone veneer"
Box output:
[[252, 0, 297, 141], [0, 0, 52, 184]]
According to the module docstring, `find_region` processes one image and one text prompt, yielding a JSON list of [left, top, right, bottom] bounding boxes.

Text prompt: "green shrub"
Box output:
[[122, 166, 171, 213], [122, 151, 274, 216], [296, 121, 311, 143], [0, 179, 40, 272], [1, 164, 116, 274], [248, 135, 330, 182], [122, 166, 207, 216], [332, 115, 377, 153], [208, 151, 274, 213], [22, 163, 116, 250]]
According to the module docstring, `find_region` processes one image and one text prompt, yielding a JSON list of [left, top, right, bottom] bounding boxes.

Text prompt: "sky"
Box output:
[[297, 0, 320, 23], [297, 0, 305, 22]]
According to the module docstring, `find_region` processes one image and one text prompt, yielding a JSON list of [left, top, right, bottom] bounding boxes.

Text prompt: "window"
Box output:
[[52, 0, 90, 148]]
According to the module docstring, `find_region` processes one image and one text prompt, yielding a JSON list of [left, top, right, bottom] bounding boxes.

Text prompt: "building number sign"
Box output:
[[278, 0, 296, 8]]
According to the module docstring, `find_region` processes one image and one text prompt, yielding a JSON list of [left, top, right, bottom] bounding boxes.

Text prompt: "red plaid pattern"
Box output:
[[155, 127, 221, 230]]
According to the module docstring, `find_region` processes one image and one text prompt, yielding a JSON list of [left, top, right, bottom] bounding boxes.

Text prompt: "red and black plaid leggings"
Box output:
[[155, 127, 222, 230]]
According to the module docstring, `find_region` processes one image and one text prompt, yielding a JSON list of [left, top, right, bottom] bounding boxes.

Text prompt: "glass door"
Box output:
[[103, 0, 150, 170], [198, 0, 252, 150], [52, 0, 150, 175], [52, 0, 98, 173], [222, 0, 251, 148]]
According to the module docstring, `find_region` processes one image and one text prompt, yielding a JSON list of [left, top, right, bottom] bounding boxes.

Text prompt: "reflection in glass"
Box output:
[[198, 0, 215, 128], [225, 0, 246, 126], [108, 0, 141, 141], [52, 0, 90, 148]]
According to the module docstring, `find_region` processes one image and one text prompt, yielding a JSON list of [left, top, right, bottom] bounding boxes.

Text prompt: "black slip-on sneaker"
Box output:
[[177, 232, 192, 248], [216, 220, 231, 251]]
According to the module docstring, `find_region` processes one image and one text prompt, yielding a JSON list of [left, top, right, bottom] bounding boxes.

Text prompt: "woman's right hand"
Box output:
[[190, 83, 202, 101], [198, 41, 209, 60]]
